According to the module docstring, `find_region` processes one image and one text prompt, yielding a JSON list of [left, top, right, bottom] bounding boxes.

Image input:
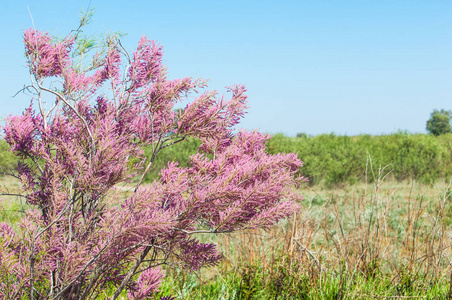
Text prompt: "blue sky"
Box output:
[[1, 0, 451, 136]]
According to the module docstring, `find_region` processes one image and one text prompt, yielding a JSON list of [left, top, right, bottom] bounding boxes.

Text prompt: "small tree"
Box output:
[[426, 109, 452, 136], [296, 132, 307, 138], [0, 16, 303, 299]]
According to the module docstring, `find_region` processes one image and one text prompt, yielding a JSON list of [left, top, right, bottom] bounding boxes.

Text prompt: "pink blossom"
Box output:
[[0, 24, 303, 299]]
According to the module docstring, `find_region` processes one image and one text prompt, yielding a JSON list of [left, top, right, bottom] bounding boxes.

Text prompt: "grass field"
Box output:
[[2, 170, 452, 298], [155, 175, 452, 299]]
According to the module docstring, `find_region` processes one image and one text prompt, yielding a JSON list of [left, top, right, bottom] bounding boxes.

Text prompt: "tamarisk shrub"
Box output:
[[0, 19, 303, 299]]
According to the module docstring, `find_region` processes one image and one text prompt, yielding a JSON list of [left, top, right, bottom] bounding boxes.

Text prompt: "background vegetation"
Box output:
[[0, 139, 19, 172], [267, 132, 452, 186], [3, 131, 452, 187], [143, 132, 452, 187], [111, 132, 452, 187]]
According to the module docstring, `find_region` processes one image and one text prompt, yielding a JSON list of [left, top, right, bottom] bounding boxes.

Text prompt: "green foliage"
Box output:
[[0, 139, 18, 172], [141, 138, 202, 182], [0, 201, 26, 225], [426, 109, 452, 136], [266, 132, 452, 186]]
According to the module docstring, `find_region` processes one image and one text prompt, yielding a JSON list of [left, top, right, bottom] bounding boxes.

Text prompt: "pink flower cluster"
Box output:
[[0, 23, 303, 299]]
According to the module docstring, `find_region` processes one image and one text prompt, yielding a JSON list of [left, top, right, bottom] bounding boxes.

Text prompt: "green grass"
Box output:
[[156, 268, 451, 299], [0, 176, 27, 227]]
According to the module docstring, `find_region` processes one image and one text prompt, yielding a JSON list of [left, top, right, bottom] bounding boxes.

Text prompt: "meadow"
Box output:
[[2, 133, 452, 299], [154, 179, 452, 299]]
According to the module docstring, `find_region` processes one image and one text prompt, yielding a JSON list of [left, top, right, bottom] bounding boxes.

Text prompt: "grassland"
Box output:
[[155, 177, 452, 299]]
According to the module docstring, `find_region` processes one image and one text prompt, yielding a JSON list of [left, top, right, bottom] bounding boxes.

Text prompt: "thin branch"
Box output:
[[12, 84, 38, 98], [25, 152, 44, 175], [37, 84, 96, 157], [0, 170, 21, 180], [26, 6, 35, 30], [134, 135, 163, 193], [0, 192, 29, 200], [53, 240, 111, 299], [174, 228, 234, 235], [34, 196, 73, 240], [112, 246, 152, 299], [293, 238, 321, 270], [79, 264, 106, 299], [160, 136, 185, 151]]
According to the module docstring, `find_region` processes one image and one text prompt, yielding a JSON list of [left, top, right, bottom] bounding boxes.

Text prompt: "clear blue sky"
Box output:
[[1, 0, 451, 136]]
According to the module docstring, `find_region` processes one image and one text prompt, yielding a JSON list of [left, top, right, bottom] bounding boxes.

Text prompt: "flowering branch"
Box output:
[[0, 17, 303, 299]]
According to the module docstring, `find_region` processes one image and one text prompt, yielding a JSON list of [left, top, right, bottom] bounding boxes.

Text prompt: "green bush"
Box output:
[[142, 137, 202, 183], [0, 139, 17, 173], [266, 132, 452, 186]]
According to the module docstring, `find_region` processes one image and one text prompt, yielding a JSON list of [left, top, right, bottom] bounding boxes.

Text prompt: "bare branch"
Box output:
[[36, 84, 96, 157]]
